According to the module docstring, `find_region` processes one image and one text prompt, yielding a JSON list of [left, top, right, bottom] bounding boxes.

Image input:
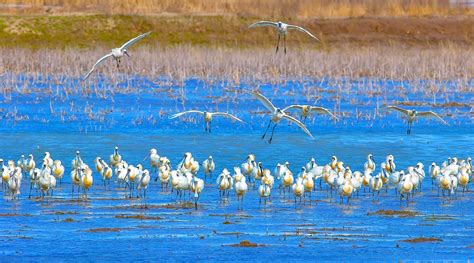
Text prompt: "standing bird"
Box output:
[[17, 155, 28, 173], [283, 105, 337, 122], [234, 167, 248, 205], [386, 106, 447, 134], [216, 169, 233, 200], [149, 148, 160, 176], [52, 160, 65, 185], [83, 31, 151, 80], [169, 110, 244, 133], [364, 154, 376, 174], [202, 156, 216, 179], [8, 167, 22, 199], [26, 154, 36, 173], [110, 147, 122, 168], [251, 91, 313, 143], [136, 170, 151, 198], [191, 175, 205, 210], [248, 21, 320, 54]]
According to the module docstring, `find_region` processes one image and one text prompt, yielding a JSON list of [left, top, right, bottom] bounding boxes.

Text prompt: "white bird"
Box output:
[[149, 148, 161, 176], [71, 151, 84, 170], [17, 155, 28, 173], [157, 157, 171, 190], [241, 154, 256, 184], [386, 106, 447, 134], [216, 168, 233, 200], [191, 175, 205, 209], [110, 146, 122, 168], [43, 152, 53, 169], [169, 110, 244, 133], [28, 168, 41, 198], [283, 105, 337, 123], [429, 162, 440, 186], [364, 154, 376, 174], [202, 156, 216, 179], [248, 21, 320, 54], [305, 158, 317, 172], [292, 177, 304, 203], [398, 172, 414, 202], [39, 164, 55, 198], [259, 173, 272, 205], [83, 31, 151, 80], [136, 170, 151, 198], [251, 90, 313, 143], [8, 167, 22, 199], [26, 154, 35, 173], [369, 173, 384, 197], [52, 160, 65, 185], [233, 168, 248, 204], [99, 159, 113, 189], [278, 162, 294, 196], [171, 170, 192, 202]]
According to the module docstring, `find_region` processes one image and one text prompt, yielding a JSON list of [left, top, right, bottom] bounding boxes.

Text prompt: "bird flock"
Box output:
[[80, 21, 449, 139], [1, 147, 472, 210], [1, 20, 462, 209]]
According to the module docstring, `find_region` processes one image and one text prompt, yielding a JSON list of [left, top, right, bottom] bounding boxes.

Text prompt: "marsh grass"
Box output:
[[0, 44, 472, 85]]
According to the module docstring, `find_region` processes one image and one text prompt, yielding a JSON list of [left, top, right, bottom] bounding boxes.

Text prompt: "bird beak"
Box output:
[[124, 51, 130, 57]]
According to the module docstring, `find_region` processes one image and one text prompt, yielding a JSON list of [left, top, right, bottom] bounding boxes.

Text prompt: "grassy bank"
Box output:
[[0, 15, 473, 49]]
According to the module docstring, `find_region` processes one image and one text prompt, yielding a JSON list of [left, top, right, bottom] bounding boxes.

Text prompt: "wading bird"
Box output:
[[386, 106, 447, 134], [83, 32, 151, 80], [283, 105, 337, 122], [251, 91, 313, 143], [248, 21, 320, 54], [169, 110, 244, 133], [202, 156, 216, 179]]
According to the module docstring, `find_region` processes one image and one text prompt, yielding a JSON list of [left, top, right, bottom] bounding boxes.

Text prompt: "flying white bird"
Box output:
[[83, 31, 151, 81], [169, 110, 244, 133], [251, 91, 313, 143], [386, 106, 447, 134], [283, 104, 337, 122], [248, 21, 320, 54]]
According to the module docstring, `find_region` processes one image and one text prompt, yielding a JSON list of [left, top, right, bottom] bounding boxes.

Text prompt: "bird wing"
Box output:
[[386, 105, 409, 115], [251, 91, 276, 113], [169, 110, 204, 119], [310, 106, 338, 120], [248, 21, 278, 29], [120, 31, 152, 50], [282, 105, 304, 112], [287, 25, 320, 41], [212, 112, 245, 123], [83, 53, 113, 81], [417, 111, 447, 124], [282, 113, 314, 138]]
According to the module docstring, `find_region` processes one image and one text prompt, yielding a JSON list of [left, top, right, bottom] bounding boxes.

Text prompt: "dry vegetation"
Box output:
[[0, 44, 472, 84], [1, 0, 473, 17]]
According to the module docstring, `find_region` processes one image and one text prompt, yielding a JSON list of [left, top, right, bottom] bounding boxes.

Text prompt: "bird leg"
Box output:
[[262, 120, 272, 139], [115, 58, 121, 69], [209, 121, 212, 133], [268, 123, 278, 143], [275, 35, 280, 54], [284, 34, 287, 54]]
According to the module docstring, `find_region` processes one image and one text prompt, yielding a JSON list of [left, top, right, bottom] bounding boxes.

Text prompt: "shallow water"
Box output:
[[0, 76, 473, 261]]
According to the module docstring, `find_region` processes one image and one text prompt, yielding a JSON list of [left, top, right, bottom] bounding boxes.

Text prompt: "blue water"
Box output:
[[0, 75, 473, 261]]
